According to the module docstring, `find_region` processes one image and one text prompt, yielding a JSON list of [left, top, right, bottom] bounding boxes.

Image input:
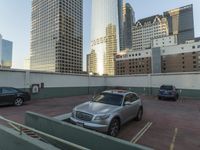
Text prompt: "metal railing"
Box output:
[[0, 115, 89, 150]]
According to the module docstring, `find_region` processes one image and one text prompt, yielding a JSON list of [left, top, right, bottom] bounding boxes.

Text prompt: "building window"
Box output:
[[198, 45, 200, 48], [192, 46, 195, 49]]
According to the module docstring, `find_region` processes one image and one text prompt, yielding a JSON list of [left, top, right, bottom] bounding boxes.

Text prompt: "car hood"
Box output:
[[75, 101, 119, 115]]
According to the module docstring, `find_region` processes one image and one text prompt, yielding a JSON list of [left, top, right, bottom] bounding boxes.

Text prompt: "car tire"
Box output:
[[135, 107, 143, 121], [107, 118, 120, 137], [14, 97, 23, 106], [158, 96, 162, 100]]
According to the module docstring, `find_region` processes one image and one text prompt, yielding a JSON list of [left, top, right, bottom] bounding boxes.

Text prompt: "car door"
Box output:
[[0, 88, 6, 105], [1, 88, 17, 105], [131, 93, 141, 118], [120, 94, 136, 123]]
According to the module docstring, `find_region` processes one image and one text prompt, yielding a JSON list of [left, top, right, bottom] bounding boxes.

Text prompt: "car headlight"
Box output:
[[94, 114, 110, 120]]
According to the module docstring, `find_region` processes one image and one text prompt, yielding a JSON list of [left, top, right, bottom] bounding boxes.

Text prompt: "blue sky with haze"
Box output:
[[0, 0, 199, 70]]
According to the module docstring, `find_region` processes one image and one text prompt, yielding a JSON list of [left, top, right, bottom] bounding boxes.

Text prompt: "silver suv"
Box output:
[[70, 90, 143, 136]]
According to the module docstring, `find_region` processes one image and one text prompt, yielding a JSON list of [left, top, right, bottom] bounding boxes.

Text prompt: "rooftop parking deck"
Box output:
[[0, 95, 200, 150]]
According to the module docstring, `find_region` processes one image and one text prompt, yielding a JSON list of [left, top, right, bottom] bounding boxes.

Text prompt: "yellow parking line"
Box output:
[[169, 128, 178, 150], [130, 122, 152, 143]]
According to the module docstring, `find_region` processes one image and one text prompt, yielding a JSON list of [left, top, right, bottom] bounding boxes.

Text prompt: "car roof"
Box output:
[[0, 87, 16, 89], [102, 90, 135, 96]]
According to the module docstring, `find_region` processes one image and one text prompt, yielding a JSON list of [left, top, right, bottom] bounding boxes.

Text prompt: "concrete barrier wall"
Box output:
[[0, 70, 25, 88], [0, 125, 59, 150], [106, 72, 200, 98], [0, 69, 200, 99], [25, 112, 152, 150], [106, 72, 200, 89], [0, 69, 106, 99]]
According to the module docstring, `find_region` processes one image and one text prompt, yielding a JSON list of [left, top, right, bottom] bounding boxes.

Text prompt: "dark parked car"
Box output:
[[0, 87, 31, 106], [158, 85, 179, 101]]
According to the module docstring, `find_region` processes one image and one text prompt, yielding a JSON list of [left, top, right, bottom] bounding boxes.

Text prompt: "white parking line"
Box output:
[[169, 128, 178, 150], [130, 121, 153, 143]]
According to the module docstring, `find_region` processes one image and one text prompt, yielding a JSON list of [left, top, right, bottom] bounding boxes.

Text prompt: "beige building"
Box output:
[[152, 35, 178, 48], [87, 50, 97, 74], [30, 0, 83, 73], [115, 40, 200, 75], [132, 15, 169, 51]]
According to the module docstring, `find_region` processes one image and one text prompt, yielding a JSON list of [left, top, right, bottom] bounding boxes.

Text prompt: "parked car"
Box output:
[[70, 90, 143, 137], [0, 87, 31, 106], [158, 85, 179, 101]]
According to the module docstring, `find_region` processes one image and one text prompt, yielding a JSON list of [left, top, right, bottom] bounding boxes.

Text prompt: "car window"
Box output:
[[93, 93, 123, 106], [132, 93, 139, 101], [160, 85, 173, 90], [124, 94, 135, 103], [0, 88, 2, 94], [2, 88, 18, 94]]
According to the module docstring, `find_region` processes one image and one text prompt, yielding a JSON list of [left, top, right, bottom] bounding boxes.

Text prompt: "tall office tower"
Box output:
[[0, 34, 13, 69], [89, 0, 123, 75], [132, 15, 169, 51], [164, 4, 194, 44], [30, 0, 83, 73], [124, 3, 135, 49]]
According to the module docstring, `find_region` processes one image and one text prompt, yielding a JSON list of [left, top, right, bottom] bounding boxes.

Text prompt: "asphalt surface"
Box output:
[[0, 95, 200, 150]]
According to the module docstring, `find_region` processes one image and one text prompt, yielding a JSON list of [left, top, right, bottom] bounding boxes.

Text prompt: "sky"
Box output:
[[0, 0, 199, 71]]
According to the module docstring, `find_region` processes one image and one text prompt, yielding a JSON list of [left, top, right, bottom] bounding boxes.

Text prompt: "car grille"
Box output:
[[76, 111, 93, 121]]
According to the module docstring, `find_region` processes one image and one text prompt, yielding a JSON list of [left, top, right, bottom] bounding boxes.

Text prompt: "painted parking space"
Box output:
[[0, 95, 200, 150]]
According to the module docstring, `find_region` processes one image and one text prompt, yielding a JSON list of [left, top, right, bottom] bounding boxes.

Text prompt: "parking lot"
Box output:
[[0, 95, 200, 150]]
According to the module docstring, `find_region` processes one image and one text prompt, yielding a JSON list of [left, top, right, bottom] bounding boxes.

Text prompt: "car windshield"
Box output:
[[92, 93, 123, 106], [160, 85, 173, 90]]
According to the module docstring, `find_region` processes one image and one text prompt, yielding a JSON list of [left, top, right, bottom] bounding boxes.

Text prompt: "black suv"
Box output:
[[158, 85, 179, 101], [0, 87, 31, 106]]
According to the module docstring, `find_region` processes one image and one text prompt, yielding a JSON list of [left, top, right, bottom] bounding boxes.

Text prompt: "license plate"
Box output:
[[76, 122, 84, 127]]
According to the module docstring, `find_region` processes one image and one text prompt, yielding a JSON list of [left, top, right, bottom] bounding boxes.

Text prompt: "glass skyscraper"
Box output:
[[89, 0, 123, 75], [30, 0, 83, 73], [0, 34, 12, 69], [164, 4, 194, 44], [123, 3, 135, 50]]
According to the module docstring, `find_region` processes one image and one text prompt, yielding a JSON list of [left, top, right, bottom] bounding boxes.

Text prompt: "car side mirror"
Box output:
[[124, 101, 132, 106]]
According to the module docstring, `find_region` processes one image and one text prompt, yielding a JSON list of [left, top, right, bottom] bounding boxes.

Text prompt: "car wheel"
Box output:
[[107, 118, 120, 137], [14, 97, 23, 106], [158, 96, 162, 100], [135, 107, 143, 121]]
